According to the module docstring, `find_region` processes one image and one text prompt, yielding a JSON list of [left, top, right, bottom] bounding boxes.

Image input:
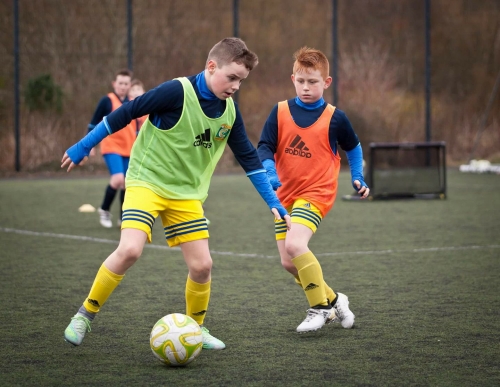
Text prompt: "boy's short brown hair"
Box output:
[[293, 47, 329, 80], [115, 68, 133, 80], [207, 37, 258, 71]]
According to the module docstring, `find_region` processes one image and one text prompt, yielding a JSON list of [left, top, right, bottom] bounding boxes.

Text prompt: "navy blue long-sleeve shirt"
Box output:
[[104, 75, 262, 173], [257, 99, 359, 161], [88, 93, 129, 132]]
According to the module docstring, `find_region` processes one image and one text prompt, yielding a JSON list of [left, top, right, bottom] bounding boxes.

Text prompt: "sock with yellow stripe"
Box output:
[[294, 275, 337, 306], [82, 263, 124, 314], [292, 251, 329, 307], [185, 276, 211, 325]]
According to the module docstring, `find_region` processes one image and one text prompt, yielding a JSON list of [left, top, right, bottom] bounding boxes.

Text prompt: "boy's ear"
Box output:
[[324, 76, 333, 89], [291, 74, 295, 82], [207, 59, 217, 74]]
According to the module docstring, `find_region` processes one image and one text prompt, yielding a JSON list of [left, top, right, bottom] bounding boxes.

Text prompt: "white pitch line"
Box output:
[[1, 227, 499, 259]]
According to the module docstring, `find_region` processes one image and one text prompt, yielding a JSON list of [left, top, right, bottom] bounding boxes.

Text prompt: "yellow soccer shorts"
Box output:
[[275, 198, 323, 240], [122, 186, 209, 247]]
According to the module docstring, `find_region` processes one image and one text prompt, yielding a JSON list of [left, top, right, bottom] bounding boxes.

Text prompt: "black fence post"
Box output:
[[332, 0, 338, 106], [14, 0, 20, 171], [233, 0, 239, 104], [425, 0, 431, 142], [127, 0, 133, 71]]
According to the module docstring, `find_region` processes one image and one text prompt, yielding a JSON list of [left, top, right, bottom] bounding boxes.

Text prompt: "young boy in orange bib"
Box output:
[[258, 47, 370, 333]]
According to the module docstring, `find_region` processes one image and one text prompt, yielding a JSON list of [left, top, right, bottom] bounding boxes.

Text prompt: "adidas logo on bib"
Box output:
[[285, 134, 312, 158], [193, 128, 212, 148]]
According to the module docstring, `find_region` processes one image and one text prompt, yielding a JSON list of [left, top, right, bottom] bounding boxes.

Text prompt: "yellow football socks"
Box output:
[[292, 251, 329, 307], [83, 264, 124, 313], [185, 276, 211, 325], [294, 275, 336, 306]]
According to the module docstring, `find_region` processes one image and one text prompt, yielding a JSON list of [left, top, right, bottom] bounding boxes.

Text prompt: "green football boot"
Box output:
[[64, 313, 92, 346]]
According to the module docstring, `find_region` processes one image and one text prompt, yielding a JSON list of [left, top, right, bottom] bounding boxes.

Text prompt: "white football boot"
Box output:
[[98, 208, 113, 228], [332, 292, 355, 328], [296, 306, 336, 333], [200, 326, 226, 350]]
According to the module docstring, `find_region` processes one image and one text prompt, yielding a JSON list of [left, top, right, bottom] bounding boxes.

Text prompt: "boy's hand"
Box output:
[[271, 208, 291, 230], [262, 159, 282, 190], [61, 152, 88, 172], [89, 148, 96, 157], [353, 179, 370, 199]]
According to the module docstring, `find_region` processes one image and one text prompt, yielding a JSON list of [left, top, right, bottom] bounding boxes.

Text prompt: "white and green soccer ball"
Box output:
[[150, 313, 203, 367]]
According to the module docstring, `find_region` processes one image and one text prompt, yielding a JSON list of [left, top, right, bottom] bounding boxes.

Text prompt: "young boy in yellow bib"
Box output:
[[61, 37, 291, 350], [258, 47, 370, 333]]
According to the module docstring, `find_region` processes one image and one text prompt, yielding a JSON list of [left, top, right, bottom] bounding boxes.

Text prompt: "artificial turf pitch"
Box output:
[[0, 170, 499, 386]]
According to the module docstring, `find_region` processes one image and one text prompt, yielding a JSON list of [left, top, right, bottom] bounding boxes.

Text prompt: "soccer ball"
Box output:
[[150, 313, 203, 367]]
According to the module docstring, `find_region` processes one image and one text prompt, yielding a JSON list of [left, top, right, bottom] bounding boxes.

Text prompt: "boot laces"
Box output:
[[71, 316, 91, 334]]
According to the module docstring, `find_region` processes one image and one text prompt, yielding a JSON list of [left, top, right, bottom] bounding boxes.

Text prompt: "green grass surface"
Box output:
[[0, 170, 499, 386]]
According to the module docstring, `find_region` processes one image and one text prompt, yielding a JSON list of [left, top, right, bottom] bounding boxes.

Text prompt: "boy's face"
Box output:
[[112, 75, 132, 100], [291, 69, 332, 104], [205, 60, 250, 100], [129, 85, 144, 100]]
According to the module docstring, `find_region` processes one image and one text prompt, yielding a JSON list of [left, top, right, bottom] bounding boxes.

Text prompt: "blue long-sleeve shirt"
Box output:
[[257, 98, 359, 161], [104, 75, 262, 172], [87, 93, 129, 132]]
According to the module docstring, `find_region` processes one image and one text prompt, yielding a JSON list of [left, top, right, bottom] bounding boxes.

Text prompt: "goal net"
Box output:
[[367, 141, 446, 199]]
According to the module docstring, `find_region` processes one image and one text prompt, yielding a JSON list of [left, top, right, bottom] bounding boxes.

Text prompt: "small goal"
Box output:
[[366, 141, 447, 199]]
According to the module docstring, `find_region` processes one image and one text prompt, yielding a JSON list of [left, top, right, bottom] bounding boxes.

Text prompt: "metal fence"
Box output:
[[2, 0, 498, 172]]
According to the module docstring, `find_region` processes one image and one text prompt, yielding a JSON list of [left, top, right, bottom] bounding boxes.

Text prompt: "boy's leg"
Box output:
[[65, 185, 157, 346], [275, 200, 335, 332], [277, 224, 355, 330], [180, 238, 212, 325], [162, 199, 224, 350], [277, 199, 355, 329], [99, 154, 125, 228], [286, 224, 329, 308], [180, 239, 224, 350], [278, 240, 337, 307], [64, 228, 148, 345]]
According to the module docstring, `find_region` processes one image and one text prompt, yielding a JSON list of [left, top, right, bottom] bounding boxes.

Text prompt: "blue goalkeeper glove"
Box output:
[[246, 169, 288, 218], [262, 159, 282, 191], [66, 118, 111, 164]]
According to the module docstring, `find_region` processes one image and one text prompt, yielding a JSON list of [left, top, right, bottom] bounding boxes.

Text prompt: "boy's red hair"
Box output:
[[293, 47, 329, 80]]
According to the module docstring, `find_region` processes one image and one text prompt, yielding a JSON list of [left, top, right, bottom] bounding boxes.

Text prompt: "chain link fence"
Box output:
[[1, 0, 499, 172]]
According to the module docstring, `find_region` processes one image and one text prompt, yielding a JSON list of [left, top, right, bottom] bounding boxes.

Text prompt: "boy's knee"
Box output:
[[285, 240, 306, 258], [117, 243, 143, 262], [189, 257, 212, 278], [110, 174, 125, 190]]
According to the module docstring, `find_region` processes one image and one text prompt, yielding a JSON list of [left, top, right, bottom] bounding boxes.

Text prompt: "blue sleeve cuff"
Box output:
[[246, 169, 266, 177], [66, 119, 111, 164]]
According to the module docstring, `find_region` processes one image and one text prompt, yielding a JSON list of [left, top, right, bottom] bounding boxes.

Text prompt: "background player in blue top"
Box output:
[[61, 38, 291, 351], [87, 69, 135, 228]]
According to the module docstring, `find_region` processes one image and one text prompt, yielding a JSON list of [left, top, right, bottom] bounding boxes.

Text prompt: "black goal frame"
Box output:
[[367, 141, 447, 200]]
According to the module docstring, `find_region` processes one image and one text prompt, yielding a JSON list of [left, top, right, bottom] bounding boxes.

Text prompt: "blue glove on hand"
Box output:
[[66, 119, 111, 164], [247, 170, 288, 218], [262, 159, 282, 191]]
